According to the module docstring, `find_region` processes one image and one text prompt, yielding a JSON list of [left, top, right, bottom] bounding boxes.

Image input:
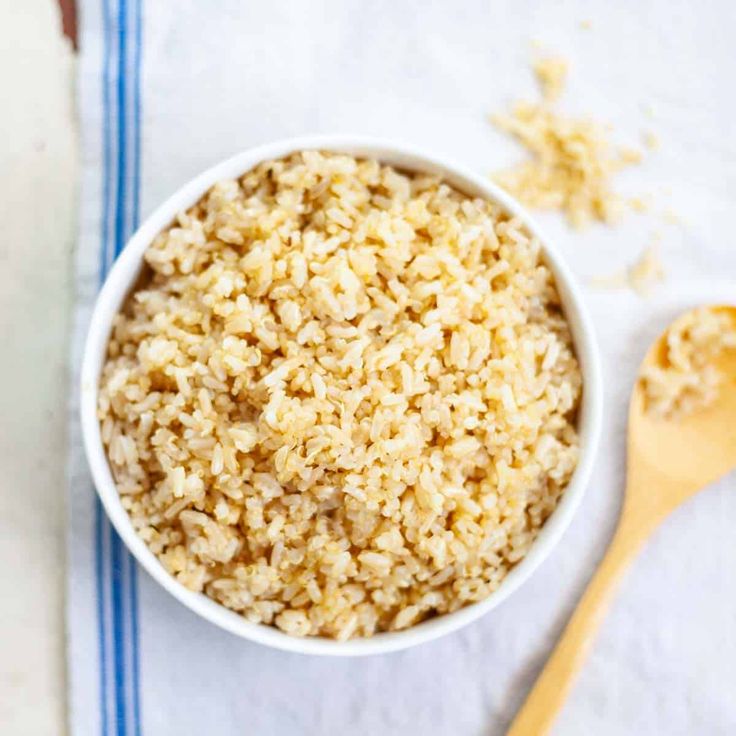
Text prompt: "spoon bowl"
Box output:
[[628, 305, 736, 514]]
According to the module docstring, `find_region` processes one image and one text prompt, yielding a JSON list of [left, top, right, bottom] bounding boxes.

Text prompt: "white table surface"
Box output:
[[0, 0, 76, 733]]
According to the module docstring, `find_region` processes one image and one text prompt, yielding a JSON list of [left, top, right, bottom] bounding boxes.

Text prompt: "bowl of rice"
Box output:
[[81, 135, 602, 655]]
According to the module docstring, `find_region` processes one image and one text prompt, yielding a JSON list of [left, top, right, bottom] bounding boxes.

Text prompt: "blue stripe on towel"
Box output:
[[94, 500, 110, 736], [126, 0, 143, 731], [96, 0, 144, 732], [97, 0, 114, 731]]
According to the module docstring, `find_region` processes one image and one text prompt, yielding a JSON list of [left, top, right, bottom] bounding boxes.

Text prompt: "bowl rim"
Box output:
[[81, 134, 603, 656]]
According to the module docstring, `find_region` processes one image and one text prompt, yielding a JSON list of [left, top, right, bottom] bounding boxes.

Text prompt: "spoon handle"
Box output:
[[506, 519, 649, 736]]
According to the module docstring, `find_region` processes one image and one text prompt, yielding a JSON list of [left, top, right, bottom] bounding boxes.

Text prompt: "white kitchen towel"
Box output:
[[67, 1, 736, 734]]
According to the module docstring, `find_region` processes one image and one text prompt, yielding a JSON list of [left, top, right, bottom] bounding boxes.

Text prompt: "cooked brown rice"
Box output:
[[492, 56, 642, 228], [641, 307, 736, 419], [590, 240, 665, 296], [98, 151, 582, 640]]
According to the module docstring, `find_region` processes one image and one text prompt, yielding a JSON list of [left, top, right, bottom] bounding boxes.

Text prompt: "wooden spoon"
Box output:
[[507, 305, 736, 736]]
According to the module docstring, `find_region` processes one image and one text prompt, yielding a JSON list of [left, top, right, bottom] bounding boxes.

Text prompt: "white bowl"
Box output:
[[81, 135, 603, 656]]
